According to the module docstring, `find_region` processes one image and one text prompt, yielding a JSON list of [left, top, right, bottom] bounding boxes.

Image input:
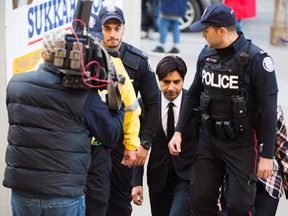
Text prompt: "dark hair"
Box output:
[[225, 24, 237, 32], [156, 55, 187, 80]]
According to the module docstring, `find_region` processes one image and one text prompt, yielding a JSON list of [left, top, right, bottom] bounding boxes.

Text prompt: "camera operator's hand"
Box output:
[[121, 149, 136, 167], [115, 81, 123, 92], [114, 73, 125, 92]]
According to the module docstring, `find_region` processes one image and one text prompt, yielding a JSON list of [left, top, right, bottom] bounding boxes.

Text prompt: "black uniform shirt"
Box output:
[[120, 42, 160, 144]]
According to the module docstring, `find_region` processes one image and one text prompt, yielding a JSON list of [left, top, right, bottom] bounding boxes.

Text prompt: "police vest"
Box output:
[[200, 40, 262, 121]]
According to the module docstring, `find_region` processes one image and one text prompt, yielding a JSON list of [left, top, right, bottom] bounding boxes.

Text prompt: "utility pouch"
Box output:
[[200, 92, 211, 114], [202, 113, 213, 130], [223, 121, 236, 139], [215, 121, 226, 139]]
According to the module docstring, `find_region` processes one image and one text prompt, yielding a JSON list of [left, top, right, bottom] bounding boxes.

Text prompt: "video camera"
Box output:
[[53, 0, 122, 110]]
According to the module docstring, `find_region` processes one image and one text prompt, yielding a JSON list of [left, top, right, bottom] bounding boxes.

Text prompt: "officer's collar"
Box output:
[[119, 42, 126, 58], [232, 33, 247, 52], [216, 33, 246, 55]]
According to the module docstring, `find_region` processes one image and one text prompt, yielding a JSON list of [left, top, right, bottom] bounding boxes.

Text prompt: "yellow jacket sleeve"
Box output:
[[112, 57, 141, 151]]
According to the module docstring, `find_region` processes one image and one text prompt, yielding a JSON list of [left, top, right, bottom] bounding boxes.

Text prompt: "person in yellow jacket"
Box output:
[[109, 55, 141, 160], [86, 13, 142, 216], [86, 54, 141, 216]]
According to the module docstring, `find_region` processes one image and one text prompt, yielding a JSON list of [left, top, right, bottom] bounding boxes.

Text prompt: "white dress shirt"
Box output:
[[161, 91, 182, 136]]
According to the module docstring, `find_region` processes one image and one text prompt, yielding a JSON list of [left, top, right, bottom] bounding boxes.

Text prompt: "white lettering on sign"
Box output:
[[202, 70, 239, 89], [27, 0, 104, 43]]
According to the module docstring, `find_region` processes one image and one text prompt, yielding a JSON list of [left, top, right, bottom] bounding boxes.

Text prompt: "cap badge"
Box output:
[[105, 5, 117, 14], [89, 17, 96, 29]]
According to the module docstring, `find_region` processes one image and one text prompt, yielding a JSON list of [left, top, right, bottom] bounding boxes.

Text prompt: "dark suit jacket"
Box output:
[[132, 89, 198, 193]]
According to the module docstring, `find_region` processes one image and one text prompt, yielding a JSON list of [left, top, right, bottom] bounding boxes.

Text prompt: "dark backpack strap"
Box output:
[[234, 39, 263, 94]]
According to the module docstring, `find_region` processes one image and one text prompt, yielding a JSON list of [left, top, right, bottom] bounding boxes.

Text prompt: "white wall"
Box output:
[[0, 1, 11, 215], [122, 0, 141, 48]]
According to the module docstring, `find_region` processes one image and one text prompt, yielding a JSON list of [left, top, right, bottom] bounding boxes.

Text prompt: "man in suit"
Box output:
[[131, 55, 198, 216]]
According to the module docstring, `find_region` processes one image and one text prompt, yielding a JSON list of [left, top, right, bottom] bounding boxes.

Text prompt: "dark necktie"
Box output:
[[167, 102, 175, 141]]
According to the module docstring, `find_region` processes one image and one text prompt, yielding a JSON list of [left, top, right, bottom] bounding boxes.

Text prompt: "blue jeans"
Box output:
[[11, 190, 85, 216], [159, 18, 180, 45]]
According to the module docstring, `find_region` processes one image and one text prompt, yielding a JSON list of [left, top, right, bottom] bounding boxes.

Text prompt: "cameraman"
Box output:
[[3, 28, 124, 216]]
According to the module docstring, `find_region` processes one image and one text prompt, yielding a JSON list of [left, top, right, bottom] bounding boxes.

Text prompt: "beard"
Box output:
[[103, 38, 121, 50]]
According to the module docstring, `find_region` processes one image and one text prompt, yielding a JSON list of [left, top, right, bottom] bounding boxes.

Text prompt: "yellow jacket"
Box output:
[[111, 57, 141, 151]]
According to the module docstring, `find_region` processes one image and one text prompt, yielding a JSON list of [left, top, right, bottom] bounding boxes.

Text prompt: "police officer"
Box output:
[[98, 6, 160, 216], [168, 3, 278, 215]]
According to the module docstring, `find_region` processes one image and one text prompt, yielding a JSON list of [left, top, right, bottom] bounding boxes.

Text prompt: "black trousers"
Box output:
[[149, 172, 192, 216], [190, 127, 258, 216], [106, 142, 133, 216], [219, 175, 280, 216], [85, 146, 111, 216], [254, 181, 280, 216]]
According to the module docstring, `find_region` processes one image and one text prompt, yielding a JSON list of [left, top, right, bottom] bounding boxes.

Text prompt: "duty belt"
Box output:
[[202, 114, 235, 140]]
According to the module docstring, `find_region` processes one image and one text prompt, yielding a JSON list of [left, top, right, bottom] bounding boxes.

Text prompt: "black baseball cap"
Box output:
[[189, 3, 236, 32], [88, 13, 104, 40], [98, 5, 125, 25]]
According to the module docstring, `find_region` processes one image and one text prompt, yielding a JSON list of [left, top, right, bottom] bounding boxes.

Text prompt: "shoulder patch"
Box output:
[[262, 57, 275, 72], [127, 45, 147, 59], [147, 58, 155, 72]]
